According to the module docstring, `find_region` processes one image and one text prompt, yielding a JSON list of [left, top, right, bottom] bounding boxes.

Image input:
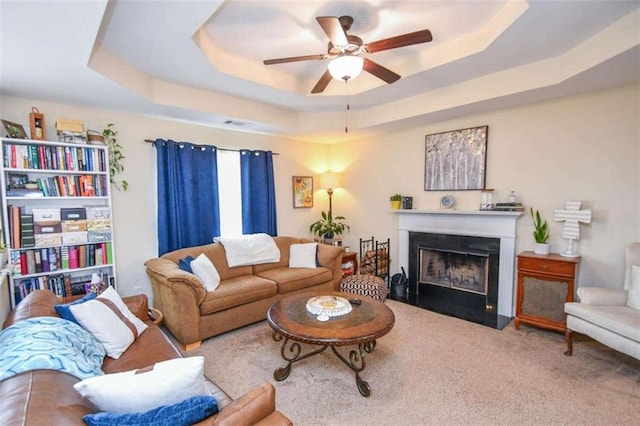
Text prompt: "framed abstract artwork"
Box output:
[[424, 125, 488, 191], [292, 176, 313, 208]]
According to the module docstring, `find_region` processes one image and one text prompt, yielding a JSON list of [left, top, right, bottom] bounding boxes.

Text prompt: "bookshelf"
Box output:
[[0, 137, 117, 308]]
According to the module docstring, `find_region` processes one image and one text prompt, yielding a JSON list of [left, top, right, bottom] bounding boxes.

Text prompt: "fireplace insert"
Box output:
[[407, 232, 509, 329]]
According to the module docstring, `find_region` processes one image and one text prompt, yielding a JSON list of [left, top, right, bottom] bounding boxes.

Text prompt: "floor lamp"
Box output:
[[320, 173, 343, 218]]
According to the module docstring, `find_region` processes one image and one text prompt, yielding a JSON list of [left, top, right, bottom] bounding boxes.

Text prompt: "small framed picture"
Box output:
[[292, 176, 313, 208], [1, 119, 28, 139]]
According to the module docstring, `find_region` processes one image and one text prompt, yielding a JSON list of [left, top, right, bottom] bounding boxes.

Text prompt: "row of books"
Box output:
[[13, 271, 113, 305], [11, 242, 113, 276], [6, 175, 108, 198], [37, 175, 107, 197], [3, 143, 106, 172]]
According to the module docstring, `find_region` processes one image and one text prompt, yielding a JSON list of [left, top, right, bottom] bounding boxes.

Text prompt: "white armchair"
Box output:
[[564, 243, 640, 360]]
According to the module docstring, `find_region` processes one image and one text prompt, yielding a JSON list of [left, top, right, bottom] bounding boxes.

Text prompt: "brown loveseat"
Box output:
[[145, 236, 344, 350], [0, 290, 292, 426]]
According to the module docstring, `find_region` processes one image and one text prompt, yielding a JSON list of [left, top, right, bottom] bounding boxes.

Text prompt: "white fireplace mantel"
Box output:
[[395, 209, 524, 318]]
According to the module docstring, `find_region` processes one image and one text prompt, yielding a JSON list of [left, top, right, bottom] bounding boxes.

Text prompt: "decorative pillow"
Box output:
[[69, 286, 148, 359], [289, 243, 318, 268], [55, 292, 97, 325], [82, 395, 218, 426], [190, 253, 221, 292], [628, 265, 640, 310], [74, 356, 208, 414], [178, 255, 194, 274]]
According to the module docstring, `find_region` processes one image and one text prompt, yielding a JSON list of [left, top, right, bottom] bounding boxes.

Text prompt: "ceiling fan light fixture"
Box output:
[[328, 55, 364, 81]]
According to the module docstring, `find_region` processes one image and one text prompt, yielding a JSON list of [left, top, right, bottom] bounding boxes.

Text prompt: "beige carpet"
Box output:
[[182, 300, 639, 425]]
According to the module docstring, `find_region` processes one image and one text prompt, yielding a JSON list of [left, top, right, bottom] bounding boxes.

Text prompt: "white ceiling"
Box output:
[[1, 0, 639, 143]]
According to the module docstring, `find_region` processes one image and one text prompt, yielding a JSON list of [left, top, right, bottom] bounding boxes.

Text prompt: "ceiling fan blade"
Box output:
[[363, 58, 401, 84], [311, 70, 332, 94], [264, 54, 327, 65], [364, 29, 433, 53], [316, 16, 348, 47]]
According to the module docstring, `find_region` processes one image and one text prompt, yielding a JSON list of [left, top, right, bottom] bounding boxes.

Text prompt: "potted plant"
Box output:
[[390, 194, 402, 209], [530, 207, 550, 255], [102, 123, 129, 191], [309, 210, 350, 244]]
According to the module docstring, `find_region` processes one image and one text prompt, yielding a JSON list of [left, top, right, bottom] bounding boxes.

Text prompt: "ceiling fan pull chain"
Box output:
[[345, 103, 350, 133], [344, 80, 349, 133]]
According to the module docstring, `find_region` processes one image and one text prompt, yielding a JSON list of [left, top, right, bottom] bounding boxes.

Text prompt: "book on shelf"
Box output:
[[9, 205, 22, 248], [20, 213, 35, 248]]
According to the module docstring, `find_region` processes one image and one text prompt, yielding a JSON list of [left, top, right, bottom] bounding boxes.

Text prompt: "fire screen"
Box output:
[[419, 248, 489, 295]]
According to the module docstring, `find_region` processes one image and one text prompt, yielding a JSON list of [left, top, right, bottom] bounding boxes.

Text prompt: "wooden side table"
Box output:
[[341, 252, 358, 276], [515, 251, 580, 333]]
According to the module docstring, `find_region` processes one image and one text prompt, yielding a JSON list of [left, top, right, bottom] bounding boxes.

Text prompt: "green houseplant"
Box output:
[[309, 210, 350, 243], [102, 123, 128, 191], [530, 207, 550, 255], [390, 194, 402, 209]]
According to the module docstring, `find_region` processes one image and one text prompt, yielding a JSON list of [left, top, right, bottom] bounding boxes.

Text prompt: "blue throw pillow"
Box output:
[[54, 292, 97, 325], [82, 395, 218, 426], [178, 255, 195, 274]]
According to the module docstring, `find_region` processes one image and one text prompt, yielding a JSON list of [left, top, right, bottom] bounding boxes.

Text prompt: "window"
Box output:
[[216, 150, 242, 236]]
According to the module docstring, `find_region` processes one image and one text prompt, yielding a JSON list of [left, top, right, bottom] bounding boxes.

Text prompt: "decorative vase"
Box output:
[[533, 243, 550, 255], [391, 200, 401, 209]]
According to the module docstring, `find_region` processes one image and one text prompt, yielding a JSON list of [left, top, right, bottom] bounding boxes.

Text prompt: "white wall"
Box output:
[[333, 84, 640, 289], [1, 83, 638, 306]]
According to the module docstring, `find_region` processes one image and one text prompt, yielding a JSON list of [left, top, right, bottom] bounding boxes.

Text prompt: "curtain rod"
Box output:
[[144, 139, 279, 155]]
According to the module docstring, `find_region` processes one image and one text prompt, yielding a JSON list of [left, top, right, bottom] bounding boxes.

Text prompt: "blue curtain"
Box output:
[[240, 150, 277, 235], [155, 139, 220, 255]]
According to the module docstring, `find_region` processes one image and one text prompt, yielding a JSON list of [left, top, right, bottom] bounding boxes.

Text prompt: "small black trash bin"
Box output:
[[390, 268, 408, 300]]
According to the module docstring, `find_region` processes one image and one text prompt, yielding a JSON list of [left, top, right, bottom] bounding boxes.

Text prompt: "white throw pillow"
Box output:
[[73, 356, 207, 414], [190, 253, 221, 292], [289, 243, 318, 268], [69, 286, 148, 359], [627, 265, 640, 310]]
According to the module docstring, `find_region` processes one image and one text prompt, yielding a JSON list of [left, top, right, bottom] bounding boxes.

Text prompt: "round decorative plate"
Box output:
[[440, 195, 455, 209], [306, 295, 352, 320]]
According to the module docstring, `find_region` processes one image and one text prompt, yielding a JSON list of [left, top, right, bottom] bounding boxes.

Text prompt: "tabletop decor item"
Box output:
[[554, 200, 591, 257], [28, 107, 46, 140], [440, 194, 455, 209], [1, 119, 27, 139], [306, 295, 352, 321]]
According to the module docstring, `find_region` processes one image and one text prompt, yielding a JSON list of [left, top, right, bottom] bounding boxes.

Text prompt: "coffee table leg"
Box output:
[[272, 332, 328, 381], [330, 341, 375, 397]]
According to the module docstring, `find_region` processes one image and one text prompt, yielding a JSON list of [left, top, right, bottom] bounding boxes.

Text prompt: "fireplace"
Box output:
[[396, 209, 523, 330], [408, 232, 502, 327]]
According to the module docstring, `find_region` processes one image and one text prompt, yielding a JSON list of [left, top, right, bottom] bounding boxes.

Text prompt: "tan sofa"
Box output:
[[0, 290, 291, 425], [145, 236, 344, 350]]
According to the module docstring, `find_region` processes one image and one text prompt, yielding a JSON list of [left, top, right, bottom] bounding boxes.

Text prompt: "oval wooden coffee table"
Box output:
[[266, 291, 395, 397]]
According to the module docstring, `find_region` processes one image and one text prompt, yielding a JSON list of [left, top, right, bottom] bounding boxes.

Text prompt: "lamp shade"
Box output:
[[320, 173, 343, 190], [328, 56, 364, 81]]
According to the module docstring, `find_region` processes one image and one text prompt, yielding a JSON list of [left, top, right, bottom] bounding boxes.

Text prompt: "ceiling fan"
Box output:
[[263, 15, 433, 94]]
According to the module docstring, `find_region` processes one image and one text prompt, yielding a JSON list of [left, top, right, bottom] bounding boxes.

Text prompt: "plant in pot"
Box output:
[[390, 194, 402, 209], [530, 207, 550, 255], [309, 210, 350, 244]]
